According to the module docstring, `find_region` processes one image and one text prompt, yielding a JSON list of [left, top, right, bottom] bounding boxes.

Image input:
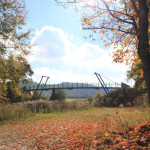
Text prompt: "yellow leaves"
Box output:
[[98, 11, 102, 17], [94, 30, 96, 33], [114, 43, 118, 47], [82, 23, 85, 26], [140, 69, 144, 78], [81, 0, 139, 67], [104, 132, 109, 137], [116, 137, 122, 141], [125, 38, 129, 42]]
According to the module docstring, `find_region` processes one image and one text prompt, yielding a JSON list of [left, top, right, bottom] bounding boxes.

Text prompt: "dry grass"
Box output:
[[0, 99, 93, 123], [0, 103, 34, 123], [0, 107, 149, 149]]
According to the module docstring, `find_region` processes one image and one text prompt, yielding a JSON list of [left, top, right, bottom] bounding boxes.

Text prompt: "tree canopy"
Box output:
[[0, 0, 33, 102], [55, 0, 150, 105], [50, 89, 66, 101], [56, 0, 149, 66]]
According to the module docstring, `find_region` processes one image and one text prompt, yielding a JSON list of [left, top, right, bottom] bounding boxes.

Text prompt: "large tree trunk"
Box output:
[[138, 0, 150, 106]]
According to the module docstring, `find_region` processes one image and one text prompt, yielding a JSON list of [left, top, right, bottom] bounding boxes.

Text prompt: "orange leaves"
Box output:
[[112, 43, 139, 66], [81, 0, 139, 67], [108, 14, 111, 18], [83, 16, 93, 26], [104, 132, 109, 137], [0, 109, 149, 150]]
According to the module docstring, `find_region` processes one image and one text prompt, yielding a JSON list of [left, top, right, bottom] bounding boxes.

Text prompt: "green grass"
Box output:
[[0, 100, 91, 124], [65, 98, 87, 102], [1, 106, 149, 126], [32, 107, 150, 127], [0, 99, 149, 126]]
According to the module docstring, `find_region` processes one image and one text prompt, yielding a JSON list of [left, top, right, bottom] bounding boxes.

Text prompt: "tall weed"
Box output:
[[0, 103, 34, 122]]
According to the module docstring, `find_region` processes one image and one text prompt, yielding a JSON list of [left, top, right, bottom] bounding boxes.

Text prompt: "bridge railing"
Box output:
[[26, 82, 121, 91]]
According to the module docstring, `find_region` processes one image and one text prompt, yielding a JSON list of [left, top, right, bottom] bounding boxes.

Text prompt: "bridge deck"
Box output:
[[25, 82, 121, 91]]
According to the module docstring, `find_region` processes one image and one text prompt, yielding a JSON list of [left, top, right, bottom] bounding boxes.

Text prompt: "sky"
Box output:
[[25, 0, 132, 85]]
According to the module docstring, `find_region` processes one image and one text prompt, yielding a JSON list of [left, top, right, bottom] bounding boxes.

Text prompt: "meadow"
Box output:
[[65, 98, 87, 102], [0, 102, 149, 149]]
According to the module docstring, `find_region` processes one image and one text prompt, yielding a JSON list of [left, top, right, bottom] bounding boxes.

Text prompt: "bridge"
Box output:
[[25, 82, 122, 90], [24, 72, 130, 98]]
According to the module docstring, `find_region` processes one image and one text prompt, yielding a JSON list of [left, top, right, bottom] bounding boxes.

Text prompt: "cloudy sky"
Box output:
[[25, 0, 132, 85]]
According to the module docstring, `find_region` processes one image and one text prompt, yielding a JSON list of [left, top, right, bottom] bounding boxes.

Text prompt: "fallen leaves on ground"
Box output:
[[0, 109, 149, 149]]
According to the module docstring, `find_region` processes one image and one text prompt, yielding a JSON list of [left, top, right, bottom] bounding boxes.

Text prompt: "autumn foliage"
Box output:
[[0, 0, 33, 102], [0, 107, 149, 149]]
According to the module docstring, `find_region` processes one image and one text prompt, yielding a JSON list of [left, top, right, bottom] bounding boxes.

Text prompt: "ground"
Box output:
[[0, 107, 149, 149]]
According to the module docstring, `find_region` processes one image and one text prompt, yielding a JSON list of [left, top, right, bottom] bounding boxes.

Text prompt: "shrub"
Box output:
[[0, 99, 93, 122], [24, 99, 92, 113], [95, 88, 144, 107], [134, 93, 148, 107]]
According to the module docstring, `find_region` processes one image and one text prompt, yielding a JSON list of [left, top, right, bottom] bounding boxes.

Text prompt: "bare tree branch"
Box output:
[[101, 0, 134, 25], [131, 15, 138, 34], [82, 26, 136, 35], [130, 0, 139, 17]]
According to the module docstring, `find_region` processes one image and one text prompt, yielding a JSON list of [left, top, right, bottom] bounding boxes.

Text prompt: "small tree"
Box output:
[[88, 95, 93, 104], [50, 89, 66, 101], [95, 92, 104, 101]]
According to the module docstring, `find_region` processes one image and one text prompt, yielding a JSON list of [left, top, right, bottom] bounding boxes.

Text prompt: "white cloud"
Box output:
[[28, 26, 71, 62], [64, 43, 128, 73], [29, 26, 130, 84], [32, 67, 96, 84], [32, 67, 131, 85]]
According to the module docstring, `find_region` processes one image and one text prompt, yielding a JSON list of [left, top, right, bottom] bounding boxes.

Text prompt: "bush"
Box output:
[[95, 88, 144, 107], [0, 99, 94, 122], [23, 99, 92, 113], [134, 93, 148, 107]]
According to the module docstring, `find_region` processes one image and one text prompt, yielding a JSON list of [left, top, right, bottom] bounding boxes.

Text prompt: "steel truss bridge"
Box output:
[[24, 72, 130, 99]]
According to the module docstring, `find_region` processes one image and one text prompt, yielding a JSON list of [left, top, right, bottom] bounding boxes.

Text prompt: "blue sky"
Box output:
[[25, 0, 131, 85]]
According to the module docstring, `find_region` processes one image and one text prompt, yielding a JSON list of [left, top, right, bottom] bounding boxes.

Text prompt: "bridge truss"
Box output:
[[24, 72, 130, 99]]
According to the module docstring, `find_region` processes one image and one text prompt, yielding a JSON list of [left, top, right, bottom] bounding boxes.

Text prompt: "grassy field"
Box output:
[[65, 98, 87, 102], [0, 107, 149, 149]]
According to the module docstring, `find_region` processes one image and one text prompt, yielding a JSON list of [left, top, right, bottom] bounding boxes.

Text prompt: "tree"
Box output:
[[6, 54, 33, 102], [0, 0, 31, 55], [0, 0, 33, 101], [50, 89, 66, 101], [95, 92, 103, 100], [55, 0, 150, 106], [127, 59, 145, 90]]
